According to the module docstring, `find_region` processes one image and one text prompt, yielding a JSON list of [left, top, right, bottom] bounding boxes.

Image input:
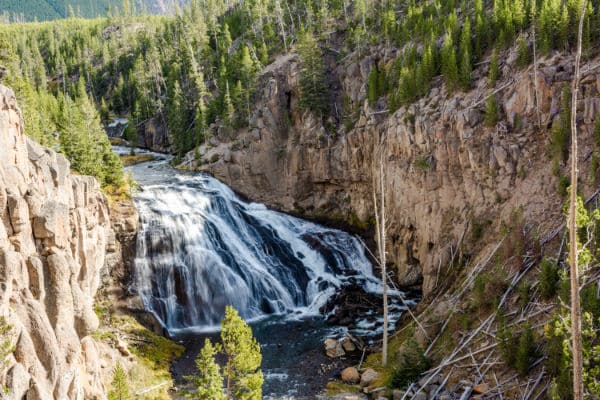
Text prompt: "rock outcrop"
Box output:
[[0, 85, 114, 399], [194, 49, 600, 298]]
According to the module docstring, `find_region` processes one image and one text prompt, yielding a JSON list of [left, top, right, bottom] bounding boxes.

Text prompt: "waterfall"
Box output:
[[132, 167, 384, 334]]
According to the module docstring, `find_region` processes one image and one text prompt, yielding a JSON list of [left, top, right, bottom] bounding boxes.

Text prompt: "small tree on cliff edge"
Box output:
[[194, 306, 263, 400], [108, 362, 131, 400]]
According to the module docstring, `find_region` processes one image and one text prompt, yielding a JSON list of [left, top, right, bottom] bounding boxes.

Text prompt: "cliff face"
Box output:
[[194, 50, 600, 298], [0, 85, 114, 399]]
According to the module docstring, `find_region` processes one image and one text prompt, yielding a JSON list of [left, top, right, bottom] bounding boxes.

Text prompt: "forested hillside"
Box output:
[[0, 0, 188, 21], [3, 0, 599, 161], [0, 0, 113, 21]]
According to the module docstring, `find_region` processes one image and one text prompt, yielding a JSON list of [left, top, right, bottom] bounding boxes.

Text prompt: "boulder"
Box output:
[[342, 335, 357, 352], [116, 338, 131, 357], [360, 368, 380, 386], [324, 338, 345, 358], [341, 367, 360, 384]]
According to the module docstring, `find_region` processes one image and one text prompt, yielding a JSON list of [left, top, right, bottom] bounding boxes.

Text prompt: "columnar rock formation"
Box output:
[[0, 85, 114, 399], [194, 50, 600, 298]]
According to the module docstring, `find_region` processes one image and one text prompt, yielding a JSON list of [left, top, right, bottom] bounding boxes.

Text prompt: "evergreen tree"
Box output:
[[108, 363, 131, 400], [459, 19, 472, 90], [194, 339, 226, 400], [516, 35, 531, 68], [441, 32, 459, 92], [488, 49, 500, 87], [297, 30, 329, 119], [484, 94, 499, 126], [223, 81, 236, 126], [367, 66, 379, 107], [221, 306, 263, 400], [421, 44, 436, 83]]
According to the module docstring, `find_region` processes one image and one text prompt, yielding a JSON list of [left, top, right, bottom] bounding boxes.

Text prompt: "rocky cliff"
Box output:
[[191, 49, 600, 298], [0, 84, 116, 399]]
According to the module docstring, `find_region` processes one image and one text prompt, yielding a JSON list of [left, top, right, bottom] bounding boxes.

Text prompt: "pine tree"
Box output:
[[367, 66, 379, 107], [297, 30, 329, 119], [516, 35, 531, 68], [459, 19, 472, 90], [108, 363, 131, 400], [484, 95, 499, 126], [441, 33, 459, 92], [488, 49, 499, 87], [223, 81, 236, 126], [168, 80, 190, 156], [221, 306, 263, 400], [194, 339, 226, 400], [421, 44, 436, 83]]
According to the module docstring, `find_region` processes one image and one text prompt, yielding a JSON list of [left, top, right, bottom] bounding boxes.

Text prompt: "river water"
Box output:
[[115, 147, 413, 398]]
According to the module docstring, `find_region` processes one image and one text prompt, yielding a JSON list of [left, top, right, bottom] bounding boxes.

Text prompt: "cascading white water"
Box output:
[[127, 151, 387, 334]]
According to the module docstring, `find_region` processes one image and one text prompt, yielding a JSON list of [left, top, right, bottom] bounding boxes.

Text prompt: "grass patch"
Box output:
[[326, 381, 361, 395], [108, 316, 184, 399]]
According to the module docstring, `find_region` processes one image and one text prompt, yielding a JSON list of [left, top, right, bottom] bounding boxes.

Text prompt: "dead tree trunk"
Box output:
[[569, 2, 587, 399], [380, 158, 388, 368]]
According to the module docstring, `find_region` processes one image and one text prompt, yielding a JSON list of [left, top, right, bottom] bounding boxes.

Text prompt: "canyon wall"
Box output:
[[0, 84, 115, 399], [193, 50, 600, 297]]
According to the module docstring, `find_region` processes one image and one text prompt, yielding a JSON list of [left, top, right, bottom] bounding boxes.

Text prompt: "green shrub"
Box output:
[[558, 175, 570, 197], [516, 35, 531, 68], [488, 49, 499, 87], [515, 324, 537, 377], [516, 280, 531, 309], [594, 118, 600, 148], [414, 156, 431, 170], [539, 258, 560, 299], [498, 319, 537, 377], [484, 95, 499, 127], [389, 337, 432, 389], [550, 119, 570, 163], [472, 265, 508, 311]]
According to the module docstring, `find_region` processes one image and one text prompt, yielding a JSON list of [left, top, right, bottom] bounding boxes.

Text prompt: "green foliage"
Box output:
[[515, 324, 537, 376], [498, 317, 538, 377], [558, 174, 570, 197], [221, 306, 263, 400], [441, 33, 459, 92], [192, 339, 226, 400], [413, 156, 431, 170], [367, 66, 379, 107], [539, 258, 560, 300], [108, 362, 131, 400], [389, 337, 432, 389], [516, 280, 532, 309], [297, 30, 329, 119], [458, 19, 472, 90], [594, 118, 600, 148], [0, 317, 14, 393], [516, 35, 531, 68], [488, 49, 500, 87], [472, 264, 508, 311], [484, 95, 499, 127]]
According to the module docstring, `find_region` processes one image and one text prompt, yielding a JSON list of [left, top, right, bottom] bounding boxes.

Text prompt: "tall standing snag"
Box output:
[[568, 2, 587, 399]]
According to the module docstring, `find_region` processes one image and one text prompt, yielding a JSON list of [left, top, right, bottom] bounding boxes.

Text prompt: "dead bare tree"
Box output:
[[531, 1, 541, 127], [569, 2, 587, 399], [372, 154, 388, 367]]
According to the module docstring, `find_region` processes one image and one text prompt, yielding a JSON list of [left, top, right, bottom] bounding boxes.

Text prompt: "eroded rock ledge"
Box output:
[[0, 84, 114, 399], [191, 50, 600, 298]]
